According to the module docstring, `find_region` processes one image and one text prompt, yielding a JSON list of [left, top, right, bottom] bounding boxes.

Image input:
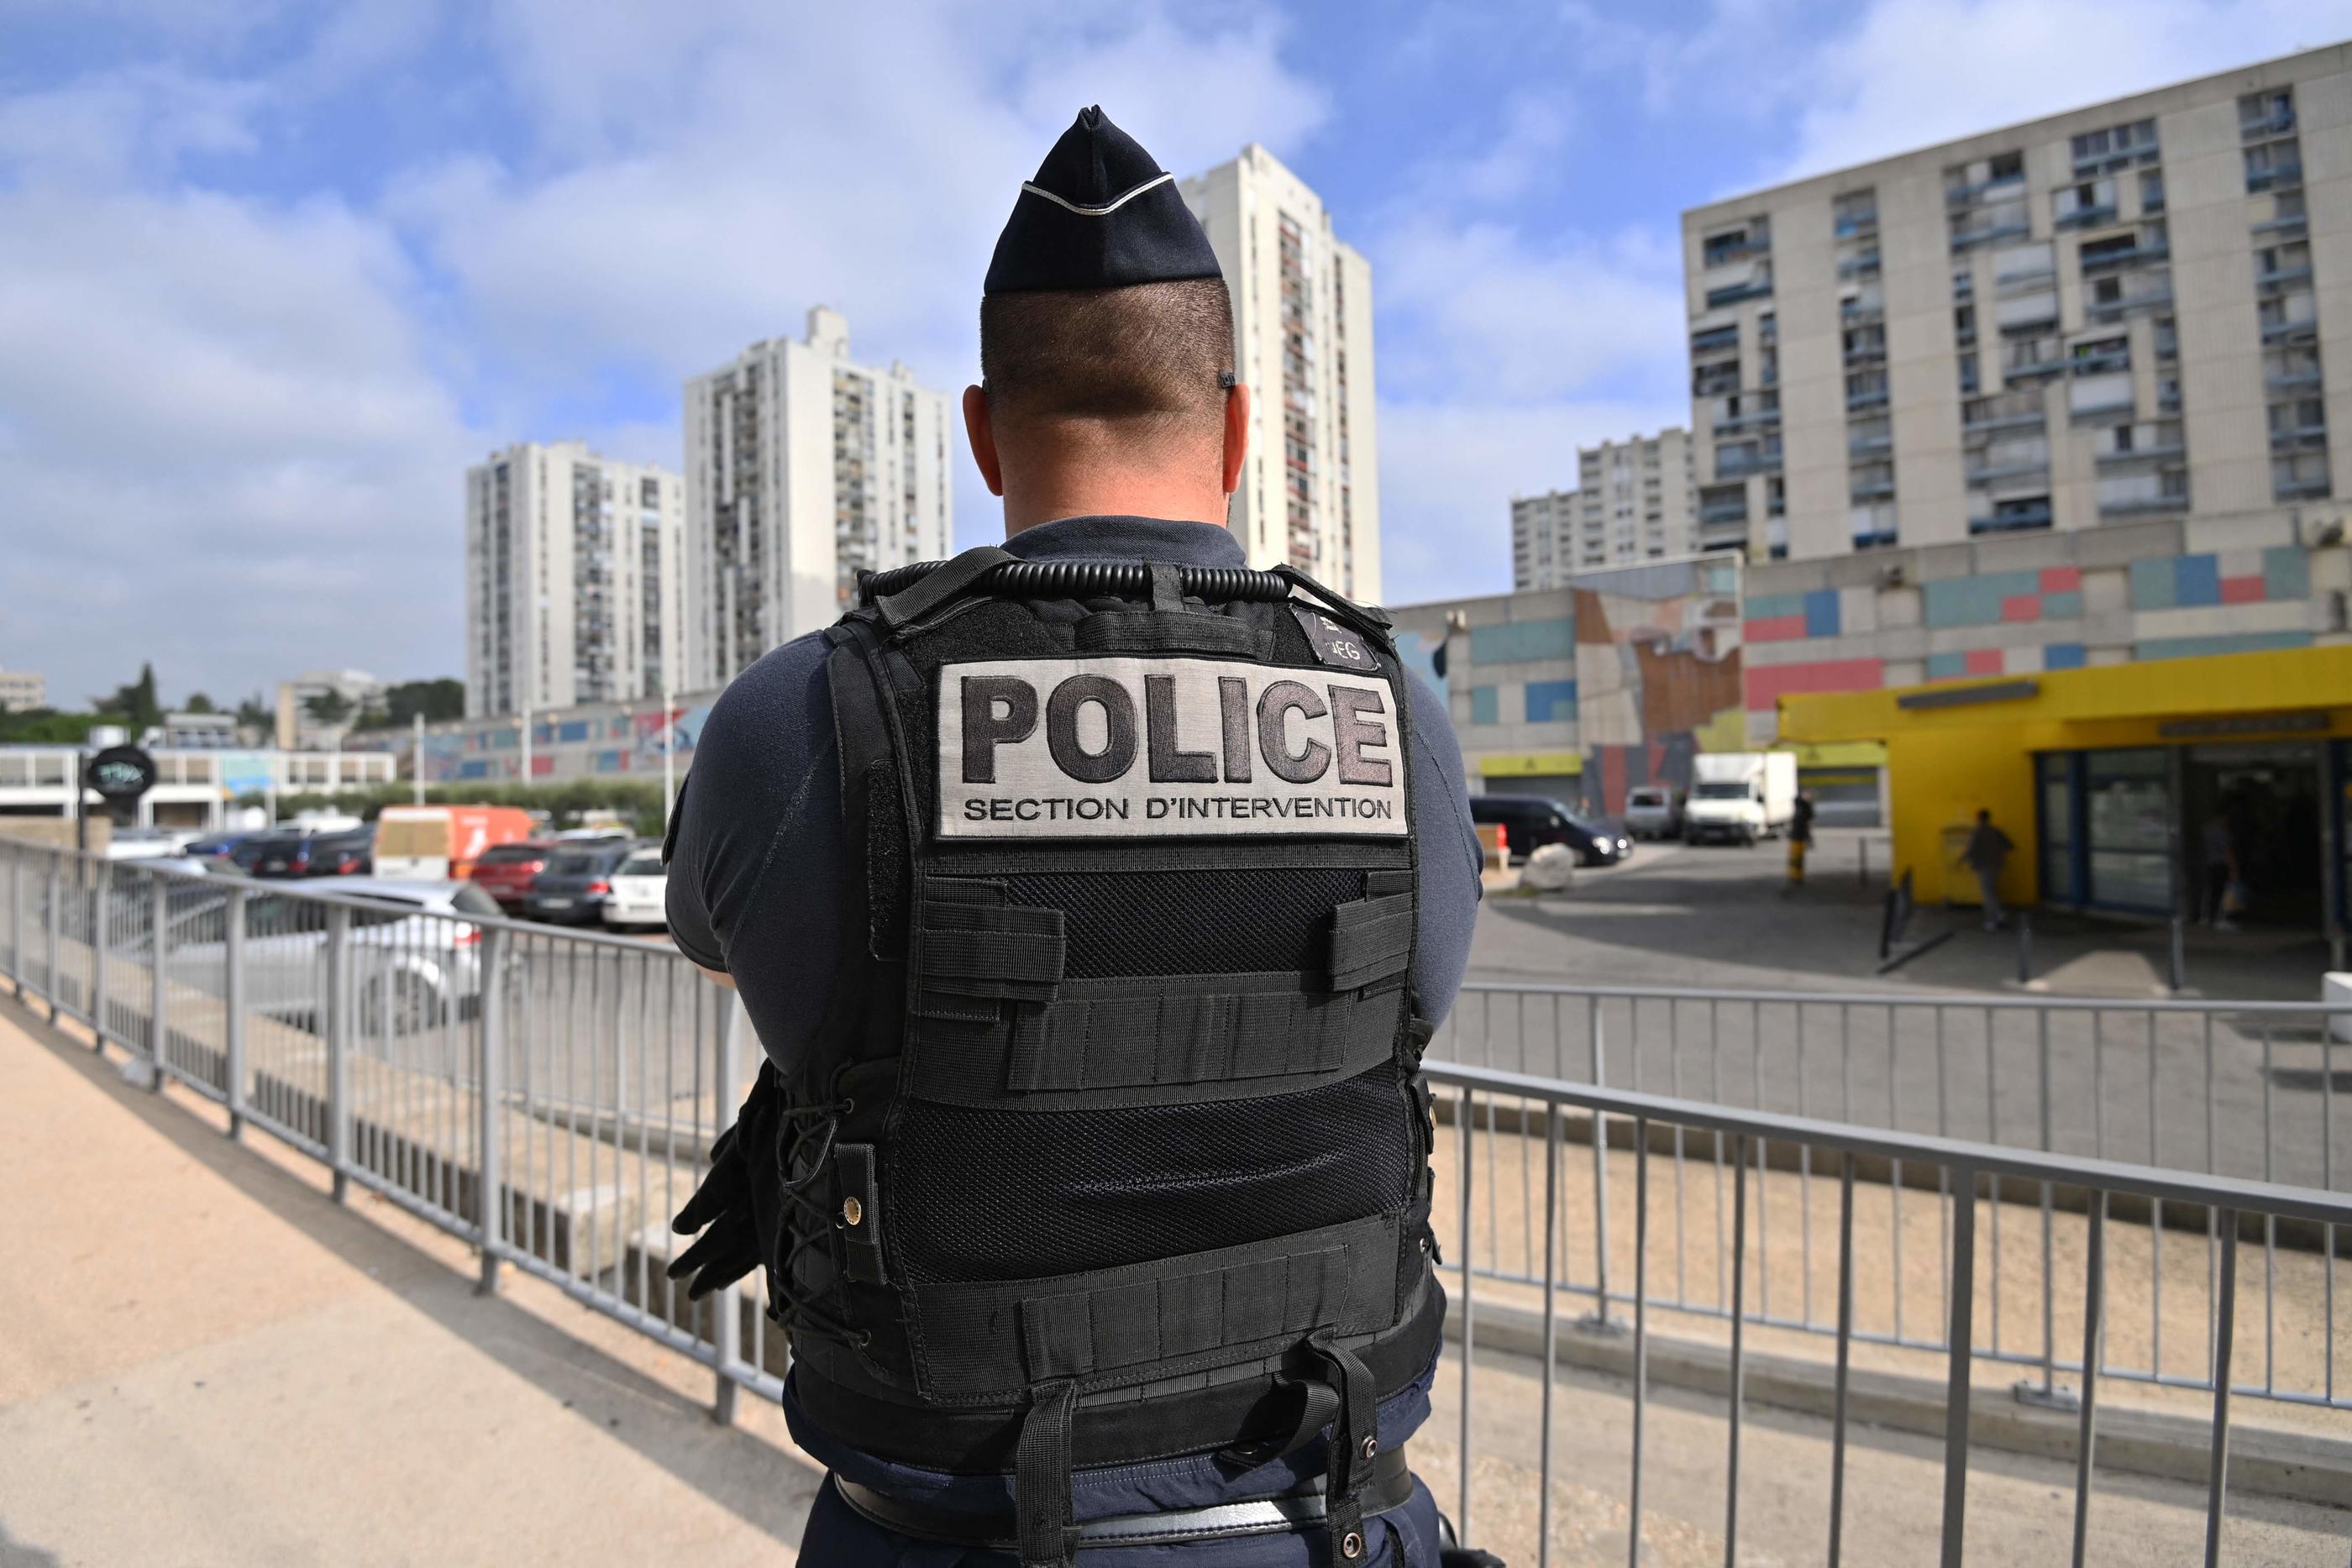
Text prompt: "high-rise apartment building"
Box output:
[[1180, 146, 1381, 600], [683, 308, 953, 688], [1510, 430, 1698, 586], [464, 443, 684, 719], [1683, 44, 2352, 563]]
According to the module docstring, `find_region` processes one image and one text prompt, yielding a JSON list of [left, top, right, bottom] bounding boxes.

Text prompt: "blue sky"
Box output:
[[4, 0, 2348, 705]]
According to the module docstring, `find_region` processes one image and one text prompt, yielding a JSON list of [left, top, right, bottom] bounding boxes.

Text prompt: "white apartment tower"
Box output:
[[1510, 430, 1698, 587], [465, 443, 684, 720], [1683, 44, 2352, 562], [683, 307, 953, 689], [1180, 146, 1381, 600]]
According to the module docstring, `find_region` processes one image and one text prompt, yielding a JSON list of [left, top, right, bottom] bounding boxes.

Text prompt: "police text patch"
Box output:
[[937, 656, 1408, 840]]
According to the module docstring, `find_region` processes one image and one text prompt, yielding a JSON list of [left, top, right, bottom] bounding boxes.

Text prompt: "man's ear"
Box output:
[[963, 385, 1004, 496], [1221, 380, 1251, 496]]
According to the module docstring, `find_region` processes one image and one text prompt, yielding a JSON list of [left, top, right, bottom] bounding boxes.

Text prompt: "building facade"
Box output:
[[682, 307, 953, 690], [1181, 146, 1381, 600], [1510, 430, 1698, 587], [275, 668, 384, 751], [0, 669, 45, 710], [465, 442, 685, 720], [1683, 44, 2352, 565]]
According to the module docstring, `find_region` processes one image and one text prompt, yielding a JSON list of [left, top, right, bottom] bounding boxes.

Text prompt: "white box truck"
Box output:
[[1683, 753, 1798, 846]]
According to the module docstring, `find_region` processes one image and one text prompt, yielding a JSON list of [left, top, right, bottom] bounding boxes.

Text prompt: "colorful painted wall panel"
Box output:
[[1571, 558, 1744, 814]]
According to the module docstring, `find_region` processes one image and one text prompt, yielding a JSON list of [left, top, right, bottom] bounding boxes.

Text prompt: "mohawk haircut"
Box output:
[[979, 278, 1235, 436]]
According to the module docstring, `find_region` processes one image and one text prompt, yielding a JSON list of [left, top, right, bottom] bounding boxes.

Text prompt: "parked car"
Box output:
[[523, 839, 646, 925], [103, 826, 201, 860], [244, 827, 373, 878], [468, 840, 557, 911], [160, 879, 506, 1032], [601, 848, 669, 930], [184, 831, 260, 862], [1468, 795, 1632, 868], [1623, 785, 1683, 841]]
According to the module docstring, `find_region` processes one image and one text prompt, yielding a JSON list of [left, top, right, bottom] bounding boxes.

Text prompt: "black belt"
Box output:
[[832, 1442, 1415, 1552]]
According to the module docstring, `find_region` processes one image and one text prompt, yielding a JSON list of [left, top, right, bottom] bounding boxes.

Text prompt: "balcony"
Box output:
[[1705, 280, 1774, 308], [2257, 265, 2314, 293], [1965, 457, 2050, 485], [1963, 406, 2045, 436], [2276, 475, 2332, 500], [1971, 499, 2054, 533], [1701, 235, 1770, 267], [1848, 430, 1894, 457], [2260, 317, 2319, 346], [2269, 422, 2330, 450], [1690, 324, 1740, 354], [1699, 500, 1751, 528], [2096, 443, 2186, 469], [2005, 358, 2067, 382], [2242, 105, 2297, 140], [1949, 220, 2031, 253], [1714, 450, 1782, 480], [2069, 348, 2130, 375], [2080, 239, 2169, 275], [1849, 478, 1896, 502], [1836, 251, 1882, 280], [1945, 166, 2028, 207], [2247, 162, 2304, 194], [1712, 409, 1782, 435], [2054, 203, 2117, 229], [1833, 213, 1877, 239], [2265, 368, 2323, 392]]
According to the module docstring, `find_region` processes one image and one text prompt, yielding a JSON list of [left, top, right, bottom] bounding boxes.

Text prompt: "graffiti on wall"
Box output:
[[1572, 559, 1745, 815]]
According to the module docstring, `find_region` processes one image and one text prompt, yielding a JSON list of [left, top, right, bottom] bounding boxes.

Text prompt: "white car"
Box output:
[[601, 849, 669, 930], [161, 878, 506, 1033]]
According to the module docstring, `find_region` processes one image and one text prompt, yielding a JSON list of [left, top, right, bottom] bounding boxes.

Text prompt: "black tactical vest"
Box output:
[[774, 547, 1443, 1564]]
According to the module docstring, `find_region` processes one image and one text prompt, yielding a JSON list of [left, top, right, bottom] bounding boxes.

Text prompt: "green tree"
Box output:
[[182, 691, 217, 714], [95, 663, 163, 732], [235, 693, 271, 730], [302, 689, 354, 726], [352, 678, 468, 732]]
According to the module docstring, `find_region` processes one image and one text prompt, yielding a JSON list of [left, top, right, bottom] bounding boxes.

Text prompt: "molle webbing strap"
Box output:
[[905, 973, 1404, 1106], [1072, 610, 1272, 659], [1273, 562, 1394, 637], [911, 1212, 1402, 1401], [1018, 1247, 1345, 1382], [875, 545, 1016, 630], [1016, 1378, 1079, 1567], [1328, 876, 1415, 993], [909, 881, 1065, 1021]]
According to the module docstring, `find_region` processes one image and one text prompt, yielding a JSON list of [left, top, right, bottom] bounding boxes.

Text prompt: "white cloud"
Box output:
[[1775, 0, 2352, 181]]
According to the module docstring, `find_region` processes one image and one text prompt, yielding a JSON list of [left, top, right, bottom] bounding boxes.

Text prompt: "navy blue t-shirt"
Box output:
[[664, 516, 1483, 1558]]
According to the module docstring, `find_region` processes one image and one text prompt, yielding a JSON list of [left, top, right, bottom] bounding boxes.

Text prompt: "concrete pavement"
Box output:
[[0, 994, 822, 1567]]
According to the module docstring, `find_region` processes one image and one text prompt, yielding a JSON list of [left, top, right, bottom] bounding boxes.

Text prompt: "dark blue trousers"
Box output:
[[799, 1471, 1445, 1565]]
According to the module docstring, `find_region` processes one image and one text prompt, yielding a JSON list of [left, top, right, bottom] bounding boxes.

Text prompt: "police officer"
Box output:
[[664, 107, 1492, 1567]]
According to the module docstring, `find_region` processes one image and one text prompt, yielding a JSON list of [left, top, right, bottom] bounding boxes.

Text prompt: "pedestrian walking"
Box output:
[[660, 108, 1494, 1567], [1786, 789, 1814, 887], [1964, 807, 2013, 931]]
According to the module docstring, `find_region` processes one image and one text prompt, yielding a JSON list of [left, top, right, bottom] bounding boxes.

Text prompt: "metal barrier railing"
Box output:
[[1427, 1062, 2352, 1566], [4, 841, 2346, 1562]]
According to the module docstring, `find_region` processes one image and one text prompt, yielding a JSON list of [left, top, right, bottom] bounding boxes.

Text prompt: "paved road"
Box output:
[[1448, 830, 2351, 1191]]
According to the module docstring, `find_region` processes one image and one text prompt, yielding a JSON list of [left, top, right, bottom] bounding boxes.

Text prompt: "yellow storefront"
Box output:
[[1777, 645, 2352, 929]]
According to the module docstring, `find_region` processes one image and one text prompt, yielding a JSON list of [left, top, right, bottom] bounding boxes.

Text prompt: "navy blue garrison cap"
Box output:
[[984, 107, 1225, 295]]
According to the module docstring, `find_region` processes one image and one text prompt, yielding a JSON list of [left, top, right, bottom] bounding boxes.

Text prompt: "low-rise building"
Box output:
[[0, 669, 46, 711]]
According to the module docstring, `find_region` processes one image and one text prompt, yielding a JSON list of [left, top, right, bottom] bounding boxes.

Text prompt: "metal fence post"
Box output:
[[327, 902, 351, 1204], [45, 852, 61, 1022], [711, 996, 746, 1424], [8, 847, 22, 994], [475, 924, 506, 1293], [2016, 910, 2033, 987], [1940, 1166, 1978, 1568], [224, 884, 246, 1140], [91, 861, 109, 1046], [1586, 996, 1619, 1332], [148, 873, 169, 1090], [2169, 915, 2187, 994]]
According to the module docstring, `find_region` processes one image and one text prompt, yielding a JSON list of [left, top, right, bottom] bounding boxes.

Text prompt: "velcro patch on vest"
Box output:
[[937, 656, 1408, 840]]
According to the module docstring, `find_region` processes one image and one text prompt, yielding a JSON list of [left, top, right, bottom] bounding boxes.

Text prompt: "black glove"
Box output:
[[667, 1063, 783, 1299], [1441, 1551, 1508, 1567]]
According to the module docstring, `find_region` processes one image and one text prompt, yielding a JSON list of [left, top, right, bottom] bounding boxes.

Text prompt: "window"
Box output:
[[2239, 89, 2295, 139], [2139, 169, 2166, 213], [2245, 139, 2303, 192], [1958, 353, 1980, 396], [1989, 150, 2024, 182], [1954, 304, 1977, 343], [2274, 449, 2330, 499]]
